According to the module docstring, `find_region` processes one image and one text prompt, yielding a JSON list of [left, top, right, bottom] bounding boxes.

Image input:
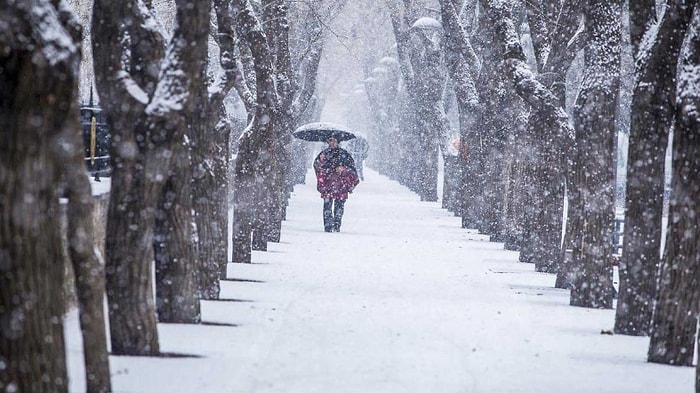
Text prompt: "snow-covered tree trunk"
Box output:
[[410, 21, 450, 202], [438, 0, 482, 228], [152, 0, 212, 324], [154, 147, 201, 323], [191, 92, 222, 300], [387, 0, 447, 202], [94, 0, 210, 351], [230, 0, 277, 262], [614, 0, 695, 335], [522, 0, 580, 275], [192, 0, 252, 286], [569, 0, 621, 309], [93, 0, 163, 355], [189, 0, 240, 300], [0, 1, 82, 390], [647, 4, 699, 366], [479, 0, 575, 270]]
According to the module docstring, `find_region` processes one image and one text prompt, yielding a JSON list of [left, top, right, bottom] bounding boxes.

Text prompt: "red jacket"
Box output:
[[313, 148, 360, 200]]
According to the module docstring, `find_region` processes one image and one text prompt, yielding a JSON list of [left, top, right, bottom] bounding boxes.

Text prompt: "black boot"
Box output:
[[333, 199, 345, 232], [323, 199, 333, 232]]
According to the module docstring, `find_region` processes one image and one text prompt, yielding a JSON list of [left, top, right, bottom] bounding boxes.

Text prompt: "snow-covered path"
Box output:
[[66, 168, 693, 392]]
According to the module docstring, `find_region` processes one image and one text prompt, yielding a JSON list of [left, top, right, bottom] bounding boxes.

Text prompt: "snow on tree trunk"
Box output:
[[152, 0, 211, 324], [231, 0, 278, 262], [521, 0, 580, 278], [480, 0, 574, 271], [411, 22, 448, 202], [93, 0, 163, 356], [387, 1, 447, 202], [94, 0, 211, 351], [647, 4, 699, 366], [438, 0, 482, 229], [568, 0, 621, 309], [614, 0, 695, 335]]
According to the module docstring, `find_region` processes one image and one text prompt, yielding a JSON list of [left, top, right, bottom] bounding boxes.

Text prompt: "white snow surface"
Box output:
[[67, 168, 693, 393]]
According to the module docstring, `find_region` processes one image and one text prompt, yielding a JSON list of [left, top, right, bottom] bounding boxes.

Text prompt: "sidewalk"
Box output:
[[66, 168, 693, 393]]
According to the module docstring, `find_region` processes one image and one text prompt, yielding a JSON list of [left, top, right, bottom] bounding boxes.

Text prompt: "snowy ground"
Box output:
[[66, 168, 694, 393]]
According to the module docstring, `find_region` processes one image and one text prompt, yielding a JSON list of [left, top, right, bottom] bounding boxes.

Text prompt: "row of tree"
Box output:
[[1, 0, 698, 392], [354, 0, 699, 382], [1, 0, 345, 391]]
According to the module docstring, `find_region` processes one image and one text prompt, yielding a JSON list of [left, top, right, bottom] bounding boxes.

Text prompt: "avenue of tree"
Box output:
[[0, 0, 698, 392]]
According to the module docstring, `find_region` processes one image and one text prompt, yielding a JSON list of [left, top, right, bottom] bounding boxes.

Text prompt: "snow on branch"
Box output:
[[117, 70, 150, 105], [146, 38, 189, 115], [33, 0, 78, 66], [677, 7, 700, 123], [483, 0, 574, 139]]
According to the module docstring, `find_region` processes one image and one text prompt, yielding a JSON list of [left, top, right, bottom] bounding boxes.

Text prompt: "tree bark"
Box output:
[[93, 0, 162, 355], [648, 4, 699, 366], [151, 0, 212, 324], [524, 0, 580, 276], [54, 7, 113, 392], [480, 0, 575, 261], [231, 0, 278, 263], [614, 0, 695, 335], [0, 2, 77, 390], [61, 76, 112, 393], [568, 0, 621, 309], [438, 0, 482, 228], [94, 0, 211, 350]]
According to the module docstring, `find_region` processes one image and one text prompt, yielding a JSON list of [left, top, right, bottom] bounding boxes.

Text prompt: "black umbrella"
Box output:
[[293, 122, 357, 142]]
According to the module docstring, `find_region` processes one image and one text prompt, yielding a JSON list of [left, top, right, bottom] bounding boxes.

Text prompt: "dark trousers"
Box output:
[[323, 198, 345, 232]]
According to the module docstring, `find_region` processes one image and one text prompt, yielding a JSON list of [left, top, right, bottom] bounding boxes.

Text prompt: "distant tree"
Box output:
[[568, 0, 622, 309], [615, 0, 695, 335], [0, 1, 80, 391], [262, 0, 341, 243], [387, 0, 449, 202], [437, 0, 481, 228], [647, 3, 699, 366]]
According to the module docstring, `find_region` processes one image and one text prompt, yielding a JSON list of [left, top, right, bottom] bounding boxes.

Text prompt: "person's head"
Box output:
[[327, 136, 338, 148]]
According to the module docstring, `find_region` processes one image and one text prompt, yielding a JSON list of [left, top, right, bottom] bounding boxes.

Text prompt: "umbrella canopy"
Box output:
[[293, 122, 357, 142]]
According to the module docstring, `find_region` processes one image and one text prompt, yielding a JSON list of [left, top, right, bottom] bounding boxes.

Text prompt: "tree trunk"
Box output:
[[62, 94, 112, 393], [569, 0, 621, 309], [524, 0, 580, 275], [55, 9, 113, 393], [104, 151, 161, 354], [0, 2, 77, 390], [614, 0, 695, 335], [95, 0, 211, 350], [93, 0, 163, 356], [231, 0, 278, 262], [648, 5, 699, 365], [480, 0, 575, 264], [191, 99, 232, 298], [154, 143, 201, 323]]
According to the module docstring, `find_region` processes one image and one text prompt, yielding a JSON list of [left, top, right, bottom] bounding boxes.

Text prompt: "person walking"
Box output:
[[313, 136, 360, 232]]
